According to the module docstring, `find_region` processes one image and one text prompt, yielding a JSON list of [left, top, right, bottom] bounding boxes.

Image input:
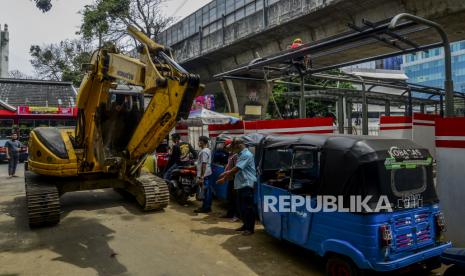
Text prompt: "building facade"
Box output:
[[344, 56, 402, 71], [0, 79, 77, 141], [0, 24, 9, 78], [402, 40, 465, 114], [402, 41, 465, 92]]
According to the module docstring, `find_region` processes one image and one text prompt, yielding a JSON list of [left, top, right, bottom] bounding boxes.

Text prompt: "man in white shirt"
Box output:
[[194, 136, 213, 213]]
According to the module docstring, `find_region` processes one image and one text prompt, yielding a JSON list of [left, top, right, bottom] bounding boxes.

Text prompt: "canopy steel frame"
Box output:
[[213, 13, 461, 126], [282, 89, 437, 106], [224, 73, 465, 99], [389, 13, 455, 117], [214, 19, 422, 78]]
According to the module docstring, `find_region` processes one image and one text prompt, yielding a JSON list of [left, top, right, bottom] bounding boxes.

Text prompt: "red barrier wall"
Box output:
[[435, 117, 465, 246], [379, 116, 412, 139], [412, 113, 441, 158]]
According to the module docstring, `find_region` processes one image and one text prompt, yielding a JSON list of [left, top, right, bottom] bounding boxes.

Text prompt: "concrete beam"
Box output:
[[179, 0, 465, 82], [169, 0, 465, 116]]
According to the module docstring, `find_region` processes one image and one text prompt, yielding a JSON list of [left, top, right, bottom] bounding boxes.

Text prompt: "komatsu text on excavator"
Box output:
[[24, 25, 204, 227]]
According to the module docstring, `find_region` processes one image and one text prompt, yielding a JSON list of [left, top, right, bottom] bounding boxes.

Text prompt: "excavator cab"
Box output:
[[25, 25, 204, 228], [100, 88, 145, 157]]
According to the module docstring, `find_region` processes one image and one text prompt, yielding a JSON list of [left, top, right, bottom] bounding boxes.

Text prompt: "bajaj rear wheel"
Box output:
[[326, 255, 364, 276], [168, 180, 189, 205]]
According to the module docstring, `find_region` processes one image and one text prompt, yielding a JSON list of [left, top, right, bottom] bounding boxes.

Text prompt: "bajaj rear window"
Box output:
[[390, 166, 427, 197], [263, 148, 292, 170]]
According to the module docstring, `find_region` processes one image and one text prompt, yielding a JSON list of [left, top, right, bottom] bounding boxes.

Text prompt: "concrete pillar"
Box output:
[[440, 95, 444, 117], [407, 89, 413, 117], [463, 98, 465, 115], [262, 0, 268, 27], [199, 26, 203, 54], [404, 96, 412, 116], [420, 103, 426, 114], [346, 101, 353, 134], [220, 79, 270, 120], [385, 100, 391, 116], [337, 96, 344, 134], [362, 91, 368, 135], [220, 80, 236, 113], [221, 14, 226, 45]]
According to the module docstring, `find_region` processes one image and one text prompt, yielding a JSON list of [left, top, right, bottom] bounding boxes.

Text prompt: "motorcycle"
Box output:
[[167, 165, 198, 205]]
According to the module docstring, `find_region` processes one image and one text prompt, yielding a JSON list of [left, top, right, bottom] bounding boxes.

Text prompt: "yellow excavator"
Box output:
[[24, 26, 203, 227]]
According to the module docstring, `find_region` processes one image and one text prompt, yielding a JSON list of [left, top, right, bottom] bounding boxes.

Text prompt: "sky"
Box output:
[[0, 0, 210, 76]]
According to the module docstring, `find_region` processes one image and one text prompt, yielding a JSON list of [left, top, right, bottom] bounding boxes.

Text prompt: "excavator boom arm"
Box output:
[[75, 26, 203, 174]]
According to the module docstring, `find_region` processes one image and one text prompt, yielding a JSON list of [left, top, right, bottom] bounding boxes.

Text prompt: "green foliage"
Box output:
[[268, 83, 333, 119], [29, 40, 93, 86], [79, 0, 172, 48], [271, 83, 287, 110], [29, 0, 173, 87], [34, 0, 52, 12], [305, 69, 355, 89], [267, 69, 353, 119], [80, 0, 130, 45], [267, 83, 290, 118]]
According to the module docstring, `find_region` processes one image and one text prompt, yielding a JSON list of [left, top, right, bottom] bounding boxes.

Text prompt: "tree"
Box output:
[[267, 69, 353, 119], [267, 83, 334, 119], [29, 39, 93, 86], [80, 0, 173, 48], [33, 0, 53, 12]]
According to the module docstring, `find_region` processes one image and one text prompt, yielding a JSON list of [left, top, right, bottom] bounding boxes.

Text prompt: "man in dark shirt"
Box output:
[[5, 133, 22, 178], [163, 133, 197, 179]]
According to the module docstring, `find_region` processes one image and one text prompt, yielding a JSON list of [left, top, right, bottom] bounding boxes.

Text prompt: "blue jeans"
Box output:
[[201, 175, 212, 211], [8, 153, 19, 176]]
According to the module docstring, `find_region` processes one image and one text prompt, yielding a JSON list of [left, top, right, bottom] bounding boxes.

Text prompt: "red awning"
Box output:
[[0, 109, 16, 116]]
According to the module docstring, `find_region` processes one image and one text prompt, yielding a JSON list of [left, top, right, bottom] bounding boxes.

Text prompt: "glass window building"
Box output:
[[402, 40, 465, 93]]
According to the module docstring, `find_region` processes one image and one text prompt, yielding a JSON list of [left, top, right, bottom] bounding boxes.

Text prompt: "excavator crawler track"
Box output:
[[131, 173, 169, 211], [25, 171, 61, 228]]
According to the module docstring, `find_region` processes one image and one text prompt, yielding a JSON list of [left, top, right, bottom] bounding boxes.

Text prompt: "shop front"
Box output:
[[0, 106, 77, 142]]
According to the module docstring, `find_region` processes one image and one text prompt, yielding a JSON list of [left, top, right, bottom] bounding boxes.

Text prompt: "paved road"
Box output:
[[0, 164, 327, 276], [0, 164, 444, 276]]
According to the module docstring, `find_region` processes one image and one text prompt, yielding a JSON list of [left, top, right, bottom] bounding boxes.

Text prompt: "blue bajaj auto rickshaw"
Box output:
[[255, 134, 451, 275]]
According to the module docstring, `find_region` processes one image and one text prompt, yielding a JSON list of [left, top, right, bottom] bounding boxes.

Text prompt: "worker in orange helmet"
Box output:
[[289, 38, 309, 71], [290, 38, 303, 49]]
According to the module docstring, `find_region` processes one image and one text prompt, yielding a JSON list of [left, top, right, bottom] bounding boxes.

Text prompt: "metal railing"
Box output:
[[336, 126, 380, 136]]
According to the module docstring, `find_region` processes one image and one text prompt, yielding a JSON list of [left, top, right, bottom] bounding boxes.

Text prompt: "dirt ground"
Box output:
[[0, 164, 444, 276]]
